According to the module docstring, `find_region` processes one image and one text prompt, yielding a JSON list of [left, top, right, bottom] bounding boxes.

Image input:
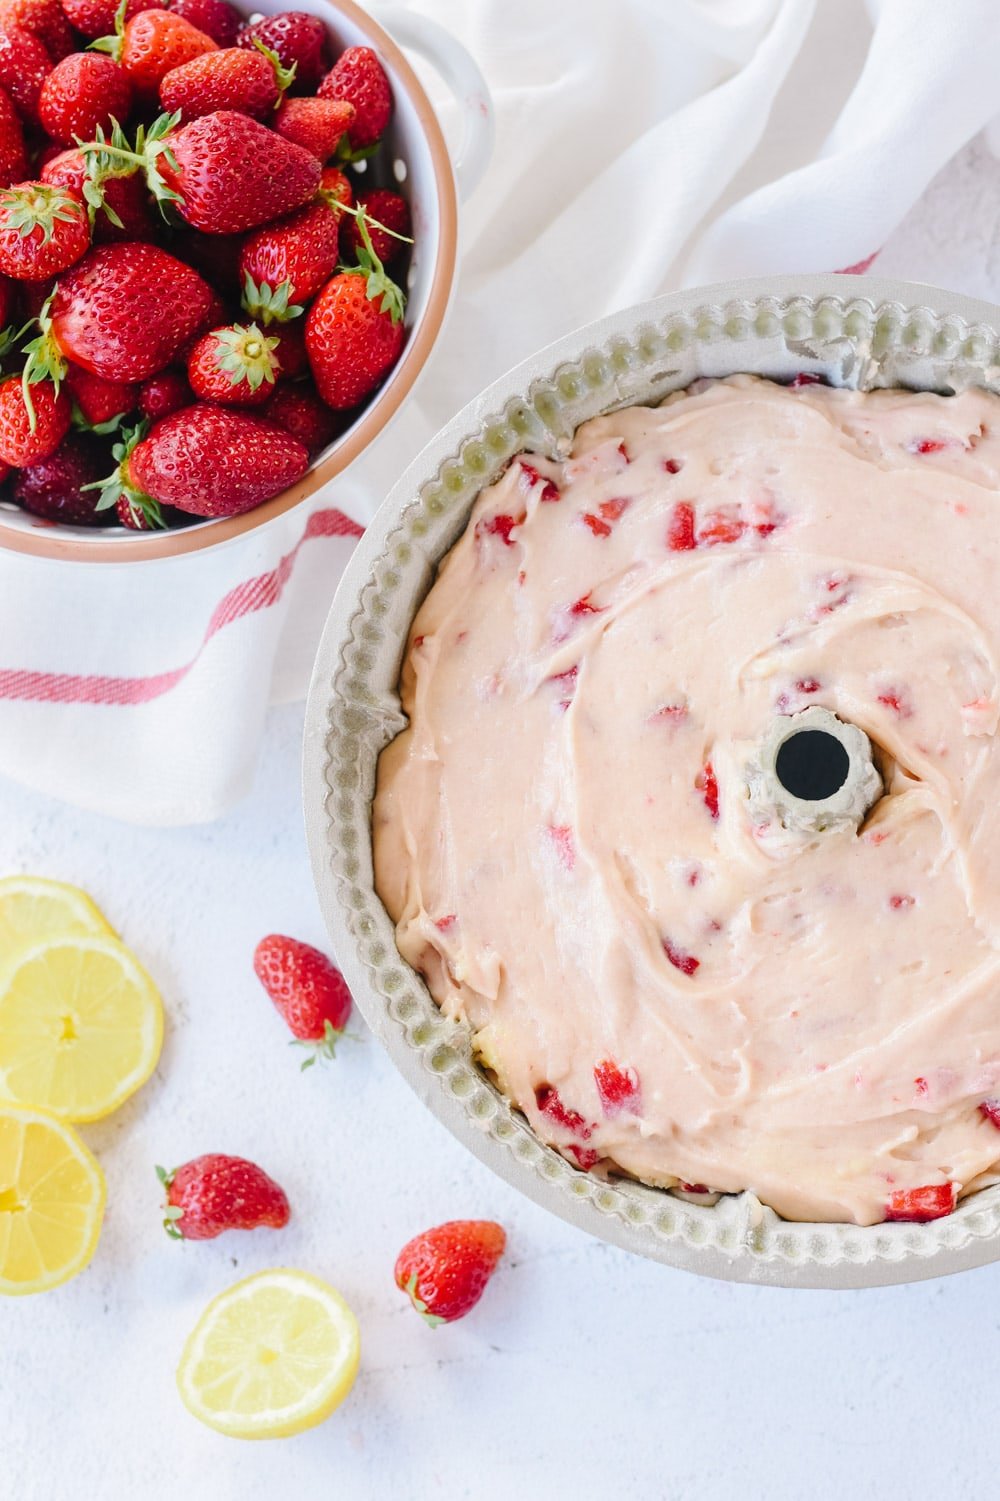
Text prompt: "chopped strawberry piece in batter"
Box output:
[[698, 508, 746, 547], [519, 460, 561, 503], [568, 1145, 600, 1170], [796, 678, 821, 694], [877, 689, 912, 718], [535, 1084, 592, 1139], [479, 513, 522, 546], [666, 501, 697, 551], [594, 1059, 642, 1118], [696, 762, 720, 820], [650, 702, 688, 725], [979, 1100, 1000, 1128], [679, 1182, 710, 1194], [569, 592, 604, 617], [885, 1184, 956, 1222], [662, 457, 683, 474], [546, 824, 576, 870], [790, 372, 826, 387], [663, 938, 700, 976], [434, 914, 457, 932], [908, 438, 949, 455], [889, 894, 915, 911]]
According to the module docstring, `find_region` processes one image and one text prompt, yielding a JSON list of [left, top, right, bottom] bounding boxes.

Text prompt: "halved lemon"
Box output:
[[0, 1105, 106, 1295], [0, 875, 113, 960], [177, 1269, 361, 1439], [0, 934, 163, 1122]]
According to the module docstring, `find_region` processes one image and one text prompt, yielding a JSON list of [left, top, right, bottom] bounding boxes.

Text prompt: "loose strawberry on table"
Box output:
[[395, 1220, 506, 1326], [253, 933, 353, 1067], [157, 1154, 290, 1240]]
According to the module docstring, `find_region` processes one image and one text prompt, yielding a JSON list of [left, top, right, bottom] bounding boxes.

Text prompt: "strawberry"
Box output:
[[0, 270, 11, 323], [594, 1059, 642, 1118], [66, 361, 136, 428], [40, 242, 218, 381], [318, 164, 353, 219], [268, 319, 307, 378], [159, 42, 294, 121], [38, 53, 134, 148], [0, 21, 53, 121], [0, 182, 89, 279], [237, 11, 327, 91], [0, 0, 74, 59], [0, 85, 27, 188], [157, 1155, 290, 1241], [96, 9, 217, 100], [885, 1184, 956, 1222], [697, 761, 719, 820], [274, 96, 353, 161], [345, 188, 410, 266], [169, 0, 240, 46], [240, 200, 341, 318], [319, 46, 391, 148], [94, 404, 309, 520], [187, 320, 280, 406], [305, 221, 405, 410], [61, 0, 163, 40], [157, 110, 321, 233], [0, 374, 70, 464], [395, 1220, 506, 1326], [263, 383, 338, 455], [253, 933, 353, 1067], [41, 146, 155, 243], [13, 431, 111, 522], [663, 937, 700, 976], [138, 367, 190, 421], [666, 500, 696, 551]]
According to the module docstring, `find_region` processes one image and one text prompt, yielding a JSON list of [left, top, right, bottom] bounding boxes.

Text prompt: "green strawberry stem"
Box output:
[[155, 1164, 184, 1239], [20, 296, 68, 434], [210, 322, 281, 390], [292, 1018, 347, 1071], [340, 211, 405, 325], [251, 38, 297, 104], [241, 273, 304, 326], [404, 1271, 446, 1328], [329, 197, 414, 249], [83, 420, 166, 529], [335, 138, 381, 166], [77, 112, 183, 219], [88, 0, 127, 62], [0, 184, 82, 245]]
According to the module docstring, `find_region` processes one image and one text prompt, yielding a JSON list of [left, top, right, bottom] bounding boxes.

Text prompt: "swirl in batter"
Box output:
[[374, 375, 1000, 1225]]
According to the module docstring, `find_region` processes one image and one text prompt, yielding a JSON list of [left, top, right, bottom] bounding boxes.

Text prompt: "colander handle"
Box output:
[[376, 7, 495, 201]]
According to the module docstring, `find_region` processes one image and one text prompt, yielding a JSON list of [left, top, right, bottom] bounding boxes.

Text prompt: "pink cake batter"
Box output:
[[373, 374, 1000, 1225]]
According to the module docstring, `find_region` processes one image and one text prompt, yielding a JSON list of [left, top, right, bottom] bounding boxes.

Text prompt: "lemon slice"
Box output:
[[0, 934, 163, 1122], [177, 1269, 361, 1439], [0, 1105, 106, 1295], [0, 875, 113, 960]]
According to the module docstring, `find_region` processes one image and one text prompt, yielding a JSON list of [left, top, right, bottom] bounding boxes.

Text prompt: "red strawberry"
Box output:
[[61, 0, 163, 40], [319, 46, 391, 148], [157, 1155, 290, 1241], [237, 11, 327, 91], [0, 0, 73, 59], [103, 9, 217, 100], [167, 223, 240, 290], [697, 761, 719, 820], [885, 1184, 956, 1222], [666, 500, 696, 551], [0, 270, 11, 323], [268, 320, 307, 379], [0, 85, 27, 188], [274, 96, 353, 161], [169, 0, 240, 46], [345, 188, 410, 266], [594, 1059, 642, 1118], [158, 110, 321, 234], [138, 367, 190, 422], [395, 1220, 506, 1326], [65, 362, 136, 427], [253, 933, 353, 1066], [0, 21, 53, 121], [663, 936, 699, 976], [187, 321, 280, 407], [38, 54, 134, 148], [318, 164, 353, 219], [41, 147, 155, 243], [240, 199, 341, 317], [535, 1083, 592, 1140], [159, 43, 292, 121], [0, 375, 70, 464], [305, 260, 405, 410], [13, 431, 111, 522], [96, 403, 308, 520], [0, 181, 89, 279], [263, 383, 338, 456], [44, 243, 218, 381]]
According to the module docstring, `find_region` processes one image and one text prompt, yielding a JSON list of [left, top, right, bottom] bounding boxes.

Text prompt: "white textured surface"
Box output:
[[6, 147, 1000, 1499]]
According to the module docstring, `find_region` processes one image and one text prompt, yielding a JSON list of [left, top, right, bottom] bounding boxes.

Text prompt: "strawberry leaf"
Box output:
[[404, 1271, 446, 1328], [88, 0, 127, 60], [252, 37, 297, 102], [341, 213, 406, 325], [335, 137, 380, 166], [20, 296, 68, 433], [240, 273, 303, 326], [83, 419, 166, 528], [211, 322, 280, 391]]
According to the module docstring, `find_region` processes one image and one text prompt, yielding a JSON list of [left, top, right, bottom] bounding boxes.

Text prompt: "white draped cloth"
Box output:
[[1, 0, 996, 822]]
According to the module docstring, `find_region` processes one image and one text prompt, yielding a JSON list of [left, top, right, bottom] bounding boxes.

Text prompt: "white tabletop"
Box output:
[[6, 141, 1000, 1501]]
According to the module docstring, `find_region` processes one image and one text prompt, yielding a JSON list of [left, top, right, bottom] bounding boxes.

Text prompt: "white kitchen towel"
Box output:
[[1, 0, 997, 824]]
